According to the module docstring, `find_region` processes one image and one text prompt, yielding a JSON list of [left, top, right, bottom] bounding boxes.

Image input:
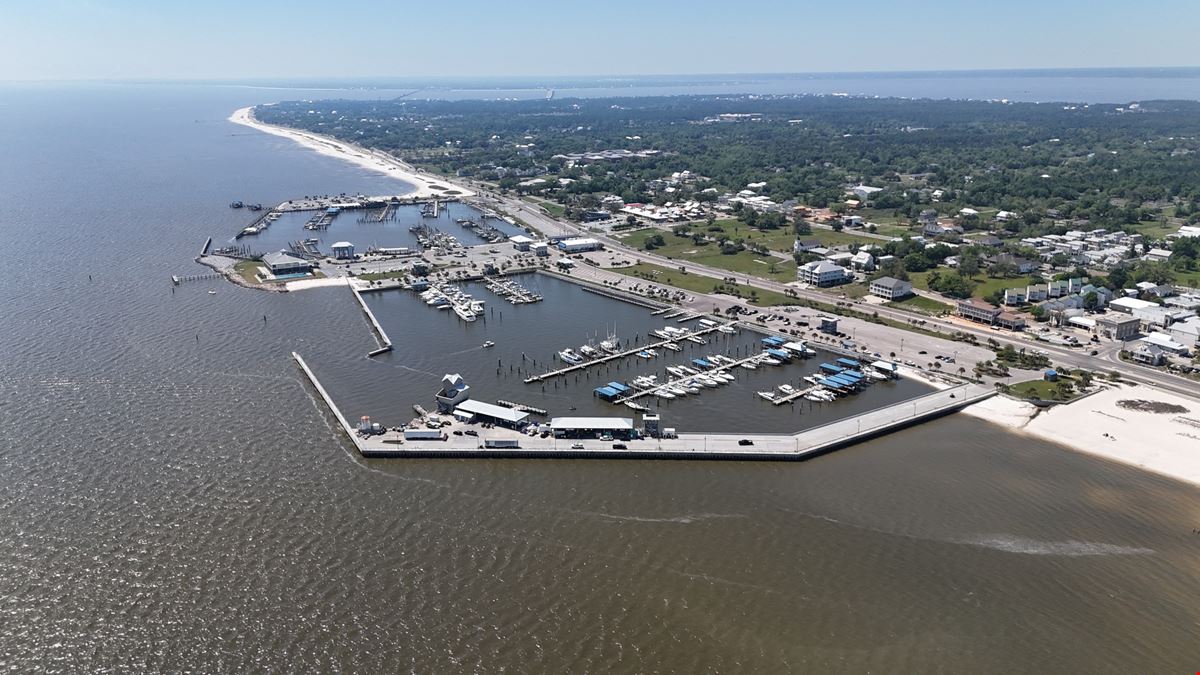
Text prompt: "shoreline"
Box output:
[[228, 106, 475, 200], [963, 385, 1200, 488], [231, 102, 1200, 488]]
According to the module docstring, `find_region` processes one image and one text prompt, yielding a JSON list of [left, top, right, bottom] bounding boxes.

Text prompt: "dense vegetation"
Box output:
[[257, 94, 1200, 225]]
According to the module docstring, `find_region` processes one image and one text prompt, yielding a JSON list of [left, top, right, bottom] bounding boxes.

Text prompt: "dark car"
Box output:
[[738, 439, 754, 446], [612, 443, 628, 450], [918, 350, 928, 355], [463, 429, 478, 437]]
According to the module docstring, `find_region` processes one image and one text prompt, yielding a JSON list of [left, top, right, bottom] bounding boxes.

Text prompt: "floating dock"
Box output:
[[524, 324, 728, 383]]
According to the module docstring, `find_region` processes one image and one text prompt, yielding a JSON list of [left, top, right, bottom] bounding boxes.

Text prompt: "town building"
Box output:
[[869, 276, 914, 300], [1168, 316, 1200, 349], [331, 241, 355, 259], [957, 298, 1001, 324], [797, 260, 851, 287], [550, 417, 636, 440], [1096, 315, 1141, 341], [1142, 332, 1190, 355], [509, 235, 533, 251], [557, 237, 602, 253]]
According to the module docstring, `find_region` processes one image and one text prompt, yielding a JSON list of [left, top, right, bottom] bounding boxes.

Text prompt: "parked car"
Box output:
[[571, 442, 585, 449], [612, 443, 628, 450], [738, 439, 754, 446]]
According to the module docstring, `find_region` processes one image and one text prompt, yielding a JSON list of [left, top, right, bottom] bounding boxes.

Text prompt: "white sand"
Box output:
[[284, 277, 351, 292], [228, 106, 474, 200], [964, 385, 1200, 487]]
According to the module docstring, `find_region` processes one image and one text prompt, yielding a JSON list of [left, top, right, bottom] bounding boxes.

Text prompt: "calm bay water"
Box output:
[[1, 82, 1200, 673]]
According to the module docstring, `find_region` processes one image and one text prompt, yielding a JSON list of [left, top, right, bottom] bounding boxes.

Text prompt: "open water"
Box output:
[[1, 82, 1199, 673]]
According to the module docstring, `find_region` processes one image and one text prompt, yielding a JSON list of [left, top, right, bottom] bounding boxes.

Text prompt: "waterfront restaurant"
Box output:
[[262, 251, 312, 277]]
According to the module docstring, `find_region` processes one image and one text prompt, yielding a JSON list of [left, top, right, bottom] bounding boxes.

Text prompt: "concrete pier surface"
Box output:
[[349, 284, 393, 356], [292, 350, 992, 460]]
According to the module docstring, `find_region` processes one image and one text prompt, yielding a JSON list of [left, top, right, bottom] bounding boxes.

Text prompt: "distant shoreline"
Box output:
[[227, 106, 474, 200]]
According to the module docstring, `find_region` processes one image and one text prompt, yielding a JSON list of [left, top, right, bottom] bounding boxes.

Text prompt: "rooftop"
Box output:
[[456, 400, 529, 424], [550, 417, 634, 431]]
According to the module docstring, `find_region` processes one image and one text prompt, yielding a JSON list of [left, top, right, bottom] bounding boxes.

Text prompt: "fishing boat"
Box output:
[[579, 344, 599, 358], [600, 336, 620, 353]]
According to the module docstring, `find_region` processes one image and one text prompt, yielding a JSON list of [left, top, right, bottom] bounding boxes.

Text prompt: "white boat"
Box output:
[[757, 391, 777, 402], [866, 370, 888, 381], [632, 375, 658, 388], [559, 349, 583, 364], [669, 386, 688, 396], [696, 376, 719, 388], [625, 401, 650, 412], [714, 372, 735, 383], [740, 362, 758, 370], [685, 335, 707, 345], [482, 340, 495, 348], [804, 375, 823, 386], [804, 393, 825, 402], [663, 342, 682, 352], [777, 384, 796, 395], [600, 338, 620, 353], [686, 386, 701, 394], [454, 305, 477, 322], [760, 357, 782, 366], [717, 325, 737, 334], [207, 289, 217, 295], [656, 390, 676, 400], [651, 329, 674, 340], [579, 344, 599, 358], [679, 366, 698, 376]]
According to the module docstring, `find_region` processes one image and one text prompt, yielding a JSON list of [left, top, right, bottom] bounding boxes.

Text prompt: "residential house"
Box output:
[[849, 250, 876, 271], [869, 276, 914, 300], [1129, 343, 1166, 365], [793, 238, 822, 253]]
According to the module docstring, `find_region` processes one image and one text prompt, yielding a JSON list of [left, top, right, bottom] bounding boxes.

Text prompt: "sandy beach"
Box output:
[[228, 106, 474, 200], [964, 384, 1200, 487]]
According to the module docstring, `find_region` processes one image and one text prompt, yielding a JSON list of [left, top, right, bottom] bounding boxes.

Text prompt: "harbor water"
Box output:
[[1, 82, 1199, 673]]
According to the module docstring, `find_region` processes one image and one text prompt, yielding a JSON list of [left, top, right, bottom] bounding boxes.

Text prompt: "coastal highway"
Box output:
[[461, 185, 1200, 398]]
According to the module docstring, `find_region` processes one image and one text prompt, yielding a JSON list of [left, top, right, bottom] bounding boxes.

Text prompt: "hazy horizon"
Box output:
[[3, 0, 1198, 81]]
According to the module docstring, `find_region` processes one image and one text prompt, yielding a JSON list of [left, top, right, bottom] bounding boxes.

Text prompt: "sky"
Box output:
[[2, 0, 1199, 81]]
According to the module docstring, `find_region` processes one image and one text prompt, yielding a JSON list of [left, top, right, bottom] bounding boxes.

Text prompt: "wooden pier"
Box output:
[[523, 324, 727, 383], [496, 400, 548, 416]]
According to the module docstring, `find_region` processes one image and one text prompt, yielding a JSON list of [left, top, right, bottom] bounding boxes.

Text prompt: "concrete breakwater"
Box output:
[[350, 284, 393, 356], [292, 349, 992, 460]]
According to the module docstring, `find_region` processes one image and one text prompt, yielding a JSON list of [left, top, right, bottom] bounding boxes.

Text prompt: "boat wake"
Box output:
[[961, 534, 1154, 557], [565, 509, 746, 524]]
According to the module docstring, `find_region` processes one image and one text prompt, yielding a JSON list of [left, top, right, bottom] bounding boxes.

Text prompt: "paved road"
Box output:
[[444, 179, 1199, 397]]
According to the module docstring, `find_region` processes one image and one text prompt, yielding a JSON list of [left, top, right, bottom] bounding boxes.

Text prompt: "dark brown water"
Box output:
[[1, 83, 1198, 673]]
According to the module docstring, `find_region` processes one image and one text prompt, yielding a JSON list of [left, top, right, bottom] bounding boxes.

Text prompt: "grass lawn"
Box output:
[[359, 269, 409, 281], [1175, 269, 1200, 287], [611, 262, 796, 306], [1130, 220, 1179, 240], [234, 260, 263, 284], [539, 200, 566, 217], [886, 294, 954, 315], [1008, 378, 1077, 401], [907, 270, 1026, 301], [621, 227, 798, 282]]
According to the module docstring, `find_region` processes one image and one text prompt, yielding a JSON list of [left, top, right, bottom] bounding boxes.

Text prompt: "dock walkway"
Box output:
[[524, 324, 727, 383]]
